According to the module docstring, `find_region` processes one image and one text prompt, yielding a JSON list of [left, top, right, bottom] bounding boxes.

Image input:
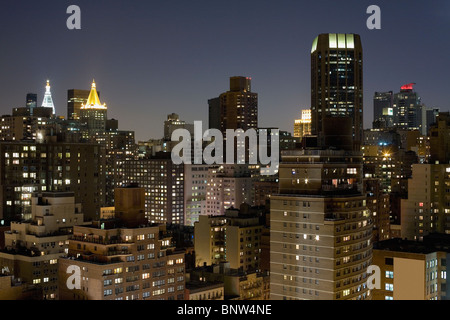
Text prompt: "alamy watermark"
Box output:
[[367, 5, 381, 30], [170, 121, 280, 176]]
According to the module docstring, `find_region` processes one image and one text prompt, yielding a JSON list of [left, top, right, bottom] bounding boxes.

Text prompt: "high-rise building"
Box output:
[[363, 178, 390, 242], [270, 150, 373, 300], [0, 192, 86, 300], [122, 152, 184, 224], [209, 76, 258, 134], [311, 33, 363, 151], [67, 89, 91, 120], [80, 81, 107, 136], [293, 109, 312, 140], [41, 80, 55, 116], [58, 186, 186, 300], [270, 34, 372, 300], [184, 164, 209, 226], [373, 91, 394, 129], [0, 140, 104, 223], [202, 165, 254, 217], [393, 83, 426, 135], [401, 164, 450, 241], [429, 112, 450, 164], [164, 113, 194, 141]]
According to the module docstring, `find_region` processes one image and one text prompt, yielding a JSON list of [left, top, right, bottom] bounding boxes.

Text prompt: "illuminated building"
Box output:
[[270, 150, 373, 300], [270, 34, 372, 300], [41, 80, 55, 116], [67, 89, 91, 120], [363, 178, 390, 242], [209, 76, 258, 134], [373, 91, 394, 129], [80, 80, 107, 136], [58, 186, 186, 300], [122, 152, 184, 224], [311, 33, 363, 151], [393, 83, 426, 135], [0, 141, 104, 223], [185, 281, 224, 300], [401, 164, 450, 241], [293, 109, 312, 140], [0, 192, 86, 300], [184, 164, 208, 226], [190, 261, 270, 300], [194, 204, 264, 273], [203, 165, 253, 217]]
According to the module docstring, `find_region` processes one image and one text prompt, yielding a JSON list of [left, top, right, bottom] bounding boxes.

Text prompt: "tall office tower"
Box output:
[[67, 89, 91, 120], [58, 186, 186, 301], [373, 91, 394, 129], [184, 164, 209, 226], [0, 192, 86, 300], [293, 109, 312, 140], [26, 93, 38, 115], [210, 76, 258, 133], [0, 141, 104, 223], [80, 80, 107, 136], [401, 164, 450, 241], [429, 112, 450, 164], [41, 80, 56, 116], [270, 34, 372, 300], [393, 83, 426, 135], [122, 152, 184, 224], [311, 33, 363, 151], [194, 204, 263, 273]]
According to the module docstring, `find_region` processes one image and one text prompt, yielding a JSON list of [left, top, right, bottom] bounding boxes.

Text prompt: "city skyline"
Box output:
[[1, 1, 449, 141]]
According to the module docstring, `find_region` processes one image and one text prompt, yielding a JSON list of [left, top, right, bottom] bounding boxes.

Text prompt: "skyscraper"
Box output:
[[311, 33, 363, 151], [393, 83, 426, 134], [41, 80, 55, 116], [293, 109, 312, 140], [67, 89, 91, 120], [80, 80, 107, 136], [209, 76, 258, 134], [373, 91, 394, 129], [269, 34, 372, 300]]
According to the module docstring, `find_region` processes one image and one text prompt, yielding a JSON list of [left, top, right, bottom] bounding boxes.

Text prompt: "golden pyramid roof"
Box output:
[[82, 80, 107, 109]]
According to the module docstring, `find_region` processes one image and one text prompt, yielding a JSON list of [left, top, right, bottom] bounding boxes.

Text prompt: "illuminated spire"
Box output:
[[82, 80, 107, 109], [41, 80, 55, 115]]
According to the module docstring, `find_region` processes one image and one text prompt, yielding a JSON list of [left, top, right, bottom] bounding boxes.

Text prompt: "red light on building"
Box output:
[[401, 83, 416, 91]]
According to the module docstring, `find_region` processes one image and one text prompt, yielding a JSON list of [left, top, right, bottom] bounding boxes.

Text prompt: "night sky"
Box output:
[[0, 0, 449, 141]]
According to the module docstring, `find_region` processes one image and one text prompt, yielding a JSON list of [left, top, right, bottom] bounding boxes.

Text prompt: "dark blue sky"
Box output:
[[0, 0, 449, 141]]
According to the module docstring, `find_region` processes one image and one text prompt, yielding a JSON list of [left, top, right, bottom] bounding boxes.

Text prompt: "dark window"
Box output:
[[385, 257, 394, 266]]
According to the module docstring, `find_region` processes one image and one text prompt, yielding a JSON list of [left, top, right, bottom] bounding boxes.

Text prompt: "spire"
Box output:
[[82, 80, 106, 109], [41, 80, 55, 115]]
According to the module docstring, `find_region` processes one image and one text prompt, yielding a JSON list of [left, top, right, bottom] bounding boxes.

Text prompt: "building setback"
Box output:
[[58, 186, 186, 300]]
